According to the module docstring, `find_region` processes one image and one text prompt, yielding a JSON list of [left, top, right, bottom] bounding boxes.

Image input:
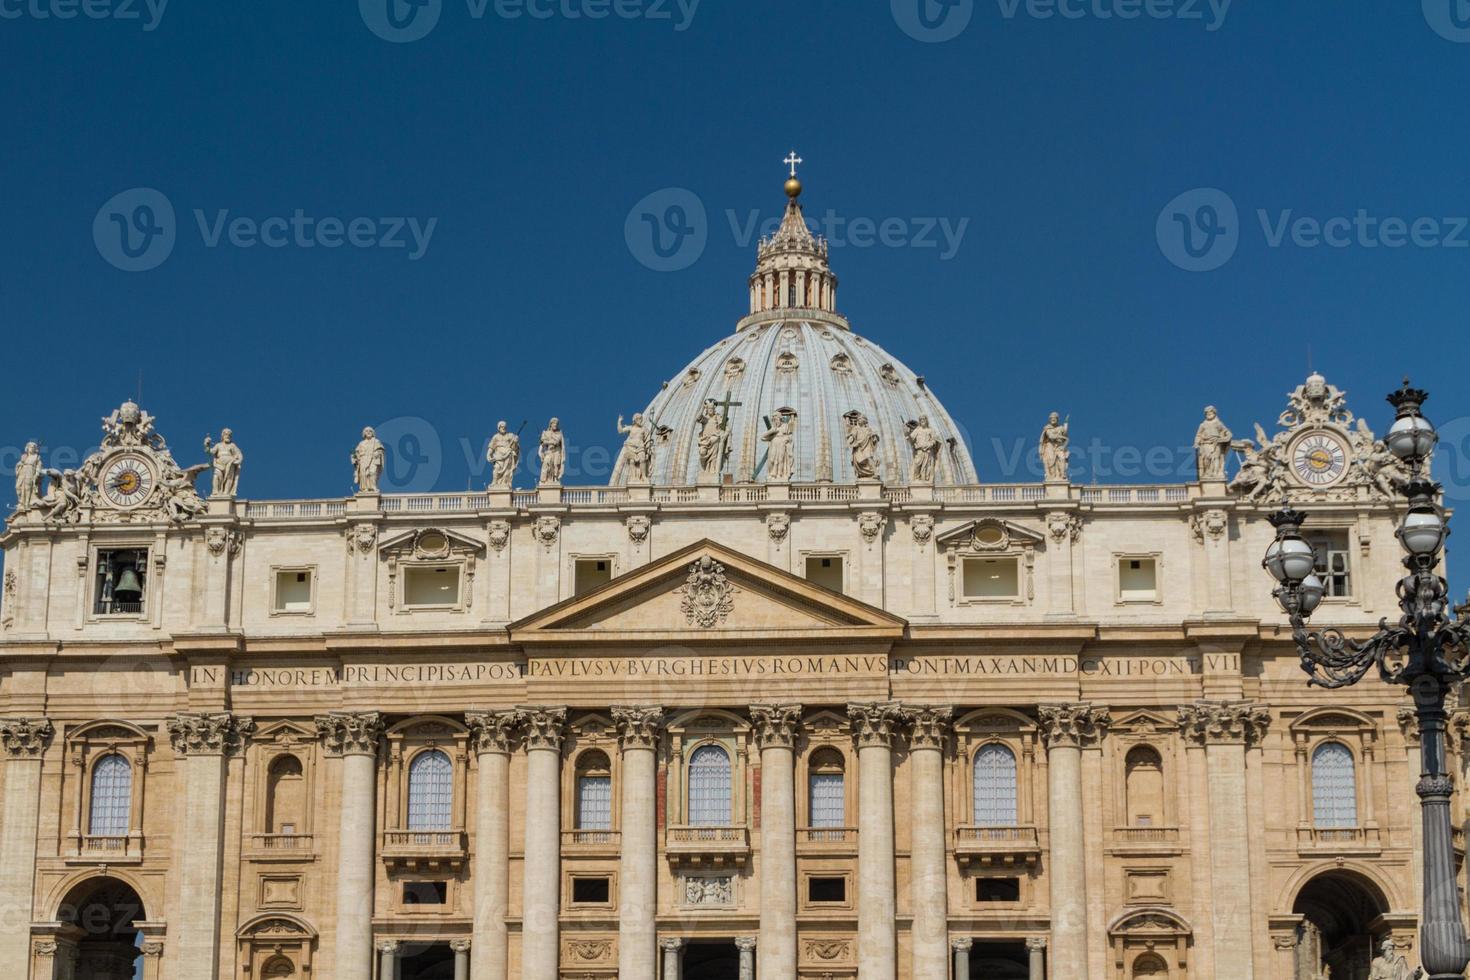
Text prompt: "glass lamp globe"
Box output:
[[1297, 574, 1326, 616], [1399, 509, 1447, 556], [1387, 414, 1437, 461], [1265, 537, 1316, 584]]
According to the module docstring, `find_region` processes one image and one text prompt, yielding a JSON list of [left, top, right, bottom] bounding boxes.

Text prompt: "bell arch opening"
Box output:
[[56, 876, 148, 980], [1292, 870, 1390, 980]]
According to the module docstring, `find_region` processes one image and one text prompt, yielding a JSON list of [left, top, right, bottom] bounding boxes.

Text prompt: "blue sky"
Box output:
[[2, 2, 1469, 542]]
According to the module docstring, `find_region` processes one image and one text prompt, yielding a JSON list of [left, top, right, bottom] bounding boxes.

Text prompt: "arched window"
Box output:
[[808, 748, 846, 829], [688, 744, 732, 826], [407, 750, 453, 831], [575, 751, 613, 831], [88, 754, 132, 837], [262, 957, 296, 979], [1312, 741, 1358, 828], [265, 755, 305, 835], [973, 743, 1018, 826], [1125, 746, 1165, 827]]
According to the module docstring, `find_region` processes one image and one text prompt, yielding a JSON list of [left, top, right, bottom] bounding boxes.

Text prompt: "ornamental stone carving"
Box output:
[[565, 939, 612, 962], [1026, 937, 1048, 952], [1038, 703, 1110, 749], [450, 940, 472, 954], [486, 421, 520, 489], [0, 717, 52, 757], [844, 411, 882, 480], [1189, 509, 1228, 543], [951, 938, 974, 952], [167, 712, 254, 756], [1177, 701, 1270, 747], [683, 875, 734, 906], [1039, 412, 1070, 482], [315, 711, 385, 756], [617, 413, 656, 483], [538, 418, 565, 485], [1046, 511, 1082, 543], [676, 556, 737, 628], [487, 520, 511, 553], [848, 701, 904, 748], [612, 706, 664, 750], [532, 515, 561, 548], [907, 416, 940, 483], [904, 705, 953, 749], [766, 513, 790, 543], [911, 513, 934, 546], [520, 706, 567, 750], [346, 523, 378, 555], [1398, 705, 1422, 746], [626, 515, 651, 544], [351, 427, 385, 494], [858, 511, 887, 545], [2, 569, 15, 627], [805, 939, 850, 961], [466, 709, 522, 755], [376, 941, 401, 955], [205, 526, 241, 558], [750, 704, 803, 749], [203, 429, 243, 497], [1194, 407, 1233, 481]]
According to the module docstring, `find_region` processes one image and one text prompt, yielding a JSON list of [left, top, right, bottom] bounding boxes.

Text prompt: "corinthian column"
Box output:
[[1179, 701, 1270, 980], [167, 712, 254, 980], [848, 702, 902, 980], [316, 711, 385, 980], [751, 704, 802, 980], [519, 707, 566, 980], [466, 710, 522, 980], [1038, 703, 1110, 980], [613, 706, 664, 979], [0, 719, 51, 971], [904, 706, 953, 980]]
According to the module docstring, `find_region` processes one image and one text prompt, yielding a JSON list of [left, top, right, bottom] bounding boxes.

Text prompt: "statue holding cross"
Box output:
[[695, 394, 742, 482]]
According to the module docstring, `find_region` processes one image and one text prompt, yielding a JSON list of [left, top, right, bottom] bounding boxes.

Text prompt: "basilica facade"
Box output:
[[0, 175, 1449, 980]]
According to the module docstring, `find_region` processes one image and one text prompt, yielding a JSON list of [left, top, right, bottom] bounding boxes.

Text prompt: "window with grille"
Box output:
[[973, 743, 1018, 826], [407, 750, 453, 831], [1308, 531, 1352, 597], [577, 776, 613, 830], [1312, 742, 1358, 828], [809, 772, 845, 828], [88, 754, 132, 836], [687, 744, 732, 826]]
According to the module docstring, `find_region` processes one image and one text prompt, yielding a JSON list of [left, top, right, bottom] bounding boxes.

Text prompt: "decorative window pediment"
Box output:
[[380, 529, 484, 613], [938, 521, 1042, 605], [378, 527, 486, 562], [936, 518, 1045, 553]]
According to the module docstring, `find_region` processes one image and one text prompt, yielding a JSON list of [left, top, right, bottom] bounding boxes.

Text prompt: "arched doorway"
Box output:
[[1293, 871, 1389, 980], [56, 876, 147, 980]]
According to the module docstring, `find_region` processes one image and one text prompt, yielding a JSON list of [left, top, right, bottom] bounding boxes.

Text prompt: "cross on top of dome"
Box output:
[[753, 153, 836, 317]]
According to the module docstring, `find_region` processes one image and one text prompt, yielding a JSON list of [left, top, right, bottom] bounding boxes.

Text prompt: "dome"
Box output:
[[612, 165, 977, 487]]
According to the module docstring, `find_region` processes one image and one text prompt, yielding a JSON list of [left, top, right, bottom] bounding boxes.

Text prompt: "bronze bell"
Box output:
[[112, 566, 143, 603]]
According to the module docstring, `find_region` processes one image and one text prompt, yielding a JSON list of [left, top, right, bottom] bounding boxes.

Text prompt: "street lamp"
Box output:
[[1267, 379, 1465, 979]]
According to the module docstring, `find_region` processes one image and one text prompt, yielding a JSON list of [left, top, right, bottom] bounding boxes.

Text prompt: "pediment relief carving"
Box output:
[[1111, 709, 1181, 737], [935, 518, 1045, 555], [378, 527, 485, 562]]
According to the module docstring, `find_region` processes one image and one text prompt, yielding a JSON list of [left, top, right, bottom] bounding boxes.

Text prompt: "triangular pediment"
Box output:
[[510, 539, 906, 643], [935, 518, 1045, 551]]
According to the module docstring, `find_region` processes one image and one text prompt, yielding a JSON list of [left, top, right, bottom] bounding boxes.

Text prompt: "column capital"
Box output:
[[951, 937, 973, 952], [142, 941, 165, 957], [450, 939, 472, 953], [904, 705, 954, 749], [659, 936, 686, 951], [848, 701, 904, 748], [315, 711, 385, 757], [1026, 936, 1048, 952], [167, 712, 254, 757], [735, 936, 757, 952], [1178, 700, 1270, 747], [377, 940, 401, 954], [612, 705, 664, 751], [1038, 703, 1110, 749], [0, 717, 52, 758], [751, 703, 803, 749], [519, 705, 567, 751], [466, 709, 521, 756]]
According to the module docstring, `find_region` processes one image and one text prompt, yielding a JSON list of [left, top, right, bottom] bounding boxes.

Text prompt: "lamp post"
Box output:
[[1266, 379, 1464, 979]]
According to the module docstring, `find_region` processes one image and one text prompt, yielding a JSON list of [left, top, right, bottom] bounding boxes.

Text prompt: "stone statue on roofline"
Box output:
[[352, 427, 385, 494], [486, 421, 520, 489]]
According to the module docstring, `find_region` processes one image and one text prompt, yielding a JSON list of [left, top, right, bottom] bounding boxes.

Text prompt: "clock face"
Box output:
[[1290, 432, 1350, 487], [100, 453, 157, 509]]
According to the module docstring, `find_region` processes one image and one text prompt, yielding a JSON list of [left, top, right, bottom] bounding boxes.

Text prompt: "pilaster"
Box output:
[[0, 718, 51, 973]]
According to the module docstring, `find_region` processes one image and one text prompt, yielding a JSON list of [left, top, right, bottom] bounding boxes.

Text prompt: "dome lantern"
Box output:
[[748, 152, 838, 317]]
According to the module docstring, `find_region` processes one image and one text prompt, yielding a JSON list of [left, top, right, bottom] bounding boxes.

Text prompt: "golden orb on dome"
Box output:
[[784, 176, 803, 198]]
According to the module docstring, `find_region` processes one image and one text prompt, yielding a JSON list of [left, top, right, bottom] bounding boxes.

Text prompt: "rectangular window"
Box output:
[[807, 877, 847, 903], [94, 548, 149, 616], [977, 877, 1021, 903], [402, 881, 448, 905], [577, 775, 613, 831], [574, 558, 613, 596], [1118, 557, 1158, 602], [962, 557, 1020, 599], [805, 555, 844, 593], [571, 876, 611, 904], [273, 569, 314, 613], [403, 566, 461, 607], [808, 772, 845, 828], [1307, 531, 1352, 597]]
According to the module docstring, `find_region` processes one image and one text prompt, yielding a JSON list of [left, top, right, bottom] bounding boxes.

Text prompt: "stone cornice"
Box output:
[[0, 717, 53, 758], [315, 711, 385, 757], [167, 712, 254, 757], [611, 706, 664, 751], [1178, 700, 1270, 747], [847, 701, 904, 748], [903, 705, 954, 750], [1038, 703, 1110, 749], [465, 709, 522, 756], [519, 705, 567, 751], [750, 704, 803, 749]]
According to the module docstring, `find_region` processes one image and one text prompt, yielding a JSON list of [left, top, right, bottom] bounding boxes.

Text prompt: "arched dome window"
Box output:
[[688, 744, 732, 826], [407, 750, 453, 831], [973, 743, 1018, 827], [88, 754, 132, 837], [1312, 742, 1358, 828]]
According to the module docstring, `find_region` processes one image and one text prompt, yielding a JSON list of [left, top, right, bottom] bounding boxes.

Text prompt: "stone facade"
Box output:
[[0, 176, 1449, 980]]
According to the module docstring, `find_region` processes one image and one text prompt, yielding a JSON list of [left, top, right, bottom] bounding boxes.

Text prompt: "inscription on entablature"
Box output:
[[194, 663, 526, 689], [890, 654, 1218, 678], [526, 654, 891, 679]]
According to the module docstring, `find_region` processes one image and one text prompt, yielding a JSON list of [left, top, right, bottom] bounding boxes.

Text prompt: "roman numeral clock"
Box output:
[[98, 451, 159, 509], [1289, 431, 1350, 487]]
